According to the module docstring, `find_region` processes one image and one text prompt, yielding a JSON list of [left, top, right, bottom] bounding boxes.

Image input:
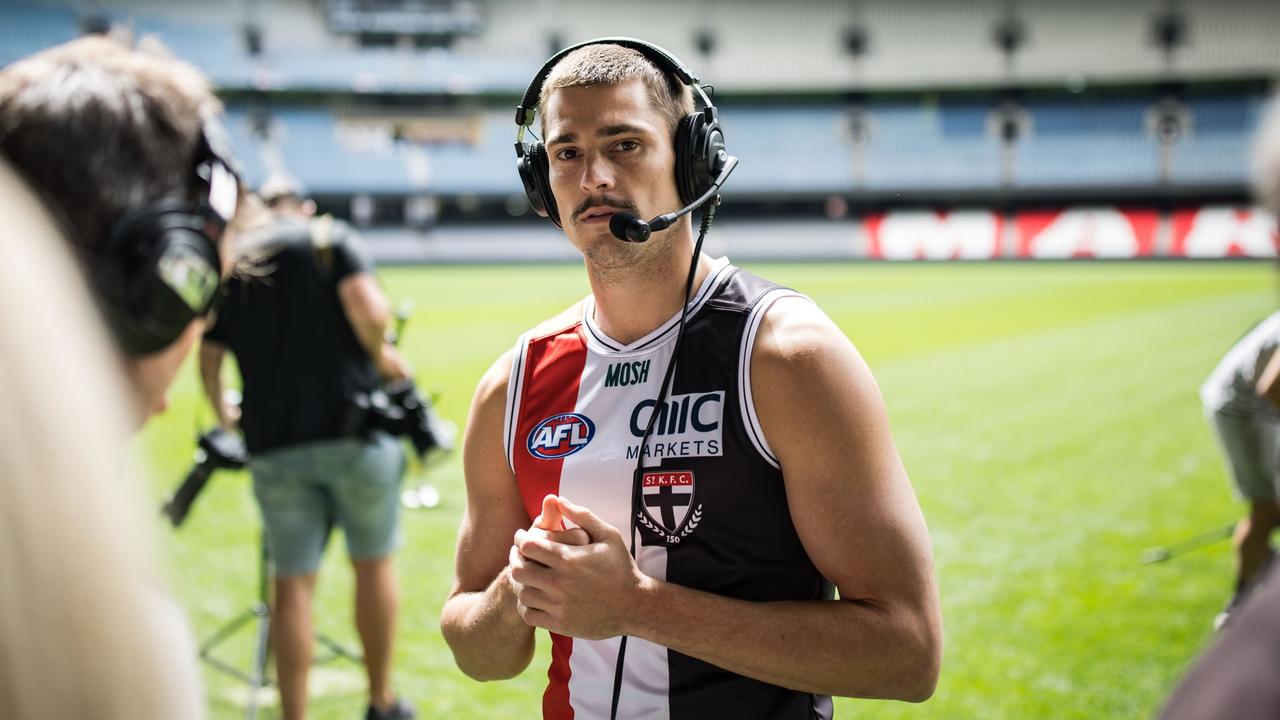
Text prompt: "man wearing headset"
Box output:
[[442, 40, 942, 718], [0, 35, 254, 423]]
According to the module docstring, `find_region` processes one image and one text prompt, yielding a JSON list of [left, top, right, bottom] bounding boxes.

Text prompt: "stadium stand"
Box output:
[[1015, 97, 1161, 188], [860, 100, 1004, 190], [2, 0, 1276, 259]]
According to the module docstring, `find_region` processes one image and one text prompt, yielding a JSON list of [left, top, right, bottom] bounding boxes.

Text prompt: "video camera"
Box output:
[[343, 378, 456, 461], [161, 427, 249, 528]]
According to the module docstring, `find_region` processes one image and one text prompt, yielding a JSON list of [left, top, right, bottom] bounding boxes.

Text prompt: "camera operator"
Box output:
[[0, 35, 261, 719], [199, 175, 416, 720]]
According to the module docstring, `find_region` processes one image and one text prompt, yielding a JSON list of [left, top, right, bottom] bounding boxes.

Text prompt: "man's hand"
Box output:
[[375, 343, 414, 382], [526, 493, 591, 545], [510, 495, 647, 640]]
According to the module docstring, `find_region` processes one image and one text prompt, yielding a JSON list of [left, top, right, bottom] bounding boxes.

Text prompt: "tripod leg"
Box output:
[[246, 601, 270, 720], [314, 631, 364, 664]]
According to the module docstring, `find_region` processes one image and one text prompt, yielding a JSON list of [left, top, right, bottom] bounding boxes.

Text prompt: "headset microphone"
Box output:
[[608, 154, 739, 243]]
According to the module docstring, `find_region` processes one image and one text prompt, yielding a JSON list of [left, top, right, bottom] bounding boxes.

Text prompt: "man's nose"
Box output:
[[580, 153, 616, 193]]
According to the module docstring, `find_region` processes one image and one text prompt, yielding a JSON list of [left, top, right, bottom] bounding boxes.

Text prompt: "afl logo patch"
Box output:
[[527, 413, 596, 459]]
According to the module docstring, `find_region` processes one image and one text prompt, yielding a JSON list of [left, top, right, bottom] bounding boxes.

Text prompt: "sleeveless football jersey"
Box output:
[[505, 258, 835, 720]]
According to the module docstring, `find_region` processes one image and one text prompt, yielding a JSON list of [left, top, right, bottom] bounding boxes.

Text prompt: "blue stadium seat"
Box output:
[[721, 106, 855, 194], [1171, 94, 1268, 185], [1016, 98, 1159, 186], [862, 102, 1003, 189]]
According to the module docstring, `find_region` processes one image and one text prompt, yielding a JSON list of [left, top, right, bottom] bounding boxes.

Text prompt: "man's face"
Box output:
[[542, 79, 683, 265], [123, 319, 205, 422]]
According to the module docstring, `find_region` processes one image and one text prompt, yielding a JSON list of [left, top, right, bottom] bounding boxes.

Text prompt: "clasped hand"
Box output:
[[509, 494, 647, 640]]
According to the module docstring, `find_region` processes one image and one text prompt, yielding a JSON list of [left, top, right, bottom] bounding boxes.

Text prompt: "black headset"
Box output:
[[514, 37, 730, 230], [93, 117, 242, 356]]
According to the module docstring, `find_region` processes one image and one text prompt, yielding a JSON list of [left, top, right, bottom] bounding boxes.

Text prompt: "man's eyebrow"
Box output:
[[546, 124, 648, 146], [546, 131, 575, 146], [598, 123, 645, 137]]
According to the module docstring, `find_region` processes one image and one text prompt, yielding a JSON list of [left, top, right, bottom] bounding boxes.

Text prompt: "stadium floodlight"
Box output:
[[1141, 523, 1235, 564]]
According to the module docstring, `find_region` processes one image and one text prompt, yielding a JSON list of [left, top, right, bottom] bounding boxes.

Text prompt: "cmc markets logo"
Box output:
[[527, 412, 596, 459]]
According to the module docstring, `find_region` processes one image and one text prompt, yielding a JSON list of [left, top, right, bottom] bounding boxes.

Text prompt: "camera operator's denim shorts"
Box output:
[[250, 432, 405, 576]]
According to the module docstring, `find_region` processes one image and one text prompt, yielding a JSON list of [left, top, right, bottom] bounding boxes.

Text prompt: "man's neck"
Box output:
[[587, 244, 718, 347]]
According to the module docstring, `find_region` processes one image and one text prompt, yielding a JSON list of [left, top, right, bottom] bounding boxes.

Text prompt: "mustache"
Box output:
[[572, 195, 638, 223]]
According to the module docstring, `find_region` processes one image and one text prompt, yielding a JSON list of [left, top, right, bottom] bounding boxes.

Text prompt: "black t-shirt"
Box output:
[[203, 217, 379, 454]]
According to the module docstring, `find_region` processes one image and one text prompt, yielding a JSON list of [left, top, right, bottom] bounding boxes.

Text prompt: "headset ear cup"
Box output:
[[675, 111, 728, 206], [530, 142, 561, 227], [673, 114, 699, 206], [517, 141, 549, 219], [96, 202, 221, 355], [517, 141, 561, 227]]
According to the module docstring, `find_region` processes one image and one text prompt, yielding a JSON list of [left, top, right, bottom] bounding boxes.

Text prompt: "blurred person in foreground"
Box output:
[[1200, 306, 1280, 630], [0, 35, 262, 719], [1158, 95, 1280, 719], [199, 174, 416, 720], [441, 39, 941, 718]]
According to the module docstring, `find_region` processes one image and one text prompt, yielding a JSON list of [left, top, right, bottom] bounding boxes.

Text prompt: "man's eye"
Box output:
[[615, 140, 639, 152], [555, 148, 579, 161]]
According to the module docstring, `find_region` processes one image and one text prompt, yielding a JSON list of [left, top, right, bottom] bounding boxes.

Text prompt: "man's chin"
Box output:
[[580, 233, 645, 269]]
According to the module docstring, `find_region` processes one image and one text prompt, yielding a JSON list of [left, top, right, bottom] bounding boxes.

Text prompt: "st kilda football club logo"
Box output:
[[636, 470, 703, 544]]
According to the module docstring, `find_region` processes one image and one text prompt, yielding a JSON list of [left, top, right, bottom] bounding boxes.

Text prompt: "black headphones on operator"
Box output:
[[514, 37, 735, 239], [93, 117, 242, 356]]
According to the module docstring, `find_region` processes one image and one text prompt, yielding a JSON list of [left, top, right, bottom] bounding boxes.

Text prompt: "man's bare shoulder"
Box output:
[[751, 295, 858, 381], [473, 349, 515, 414]]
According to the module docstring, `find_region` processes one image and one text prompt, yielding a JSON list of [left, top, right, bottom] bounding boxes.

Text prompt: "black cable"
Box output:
[[610, 200, 717, 720]]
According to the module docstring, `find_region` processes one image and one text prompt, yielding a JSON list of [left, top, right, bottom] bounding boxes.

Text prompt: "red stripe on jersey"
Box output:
[[544, 634, 574, 720], [514, 324, 587, 720], [513, 325, 588, 520]]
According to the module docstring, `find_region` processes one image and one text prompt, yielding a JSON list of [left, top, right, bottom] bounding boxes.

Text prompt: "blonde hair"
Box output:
[[539, 43, 694, 136], [0, 158, 202, 719], [1252, 93, 1280, 216]]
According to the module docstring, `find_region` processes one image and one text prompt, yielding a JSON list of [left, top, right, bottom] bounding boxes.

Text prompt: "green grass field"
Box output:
[[135, 260, 1277, 719]]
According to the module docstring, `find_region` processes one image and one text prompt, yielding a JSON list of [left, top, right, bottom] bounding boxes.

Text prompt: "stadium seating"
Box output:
[[860, 101, 1004, 190], [1171, 94, 1268, 186], [2, 0, 1272, 199], [1015, 97, 1161, 187], [217, 90, 1269, 198]]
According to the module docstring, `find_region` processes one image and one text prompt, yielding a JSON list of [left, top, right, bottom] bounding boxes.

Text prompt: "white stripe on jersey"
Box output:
[[739, 289, 810, 469], [504, 333, 530, 473]]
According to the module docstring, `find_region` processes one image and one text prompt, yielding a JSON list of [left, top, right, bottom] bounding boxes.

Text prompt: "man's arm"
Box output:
[[512, 297, 942, 701], [1255, 349, 1280, 407], [439, 350, 540, 680], [337, 272, 411, 382], [197, 340, 237, 430]]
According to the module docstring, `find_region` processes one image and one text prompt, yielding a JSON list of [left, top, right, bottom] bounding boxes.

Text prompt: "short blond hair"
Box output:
[[539, 43, 693, 137], [1252, 94, 1280, 216]]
